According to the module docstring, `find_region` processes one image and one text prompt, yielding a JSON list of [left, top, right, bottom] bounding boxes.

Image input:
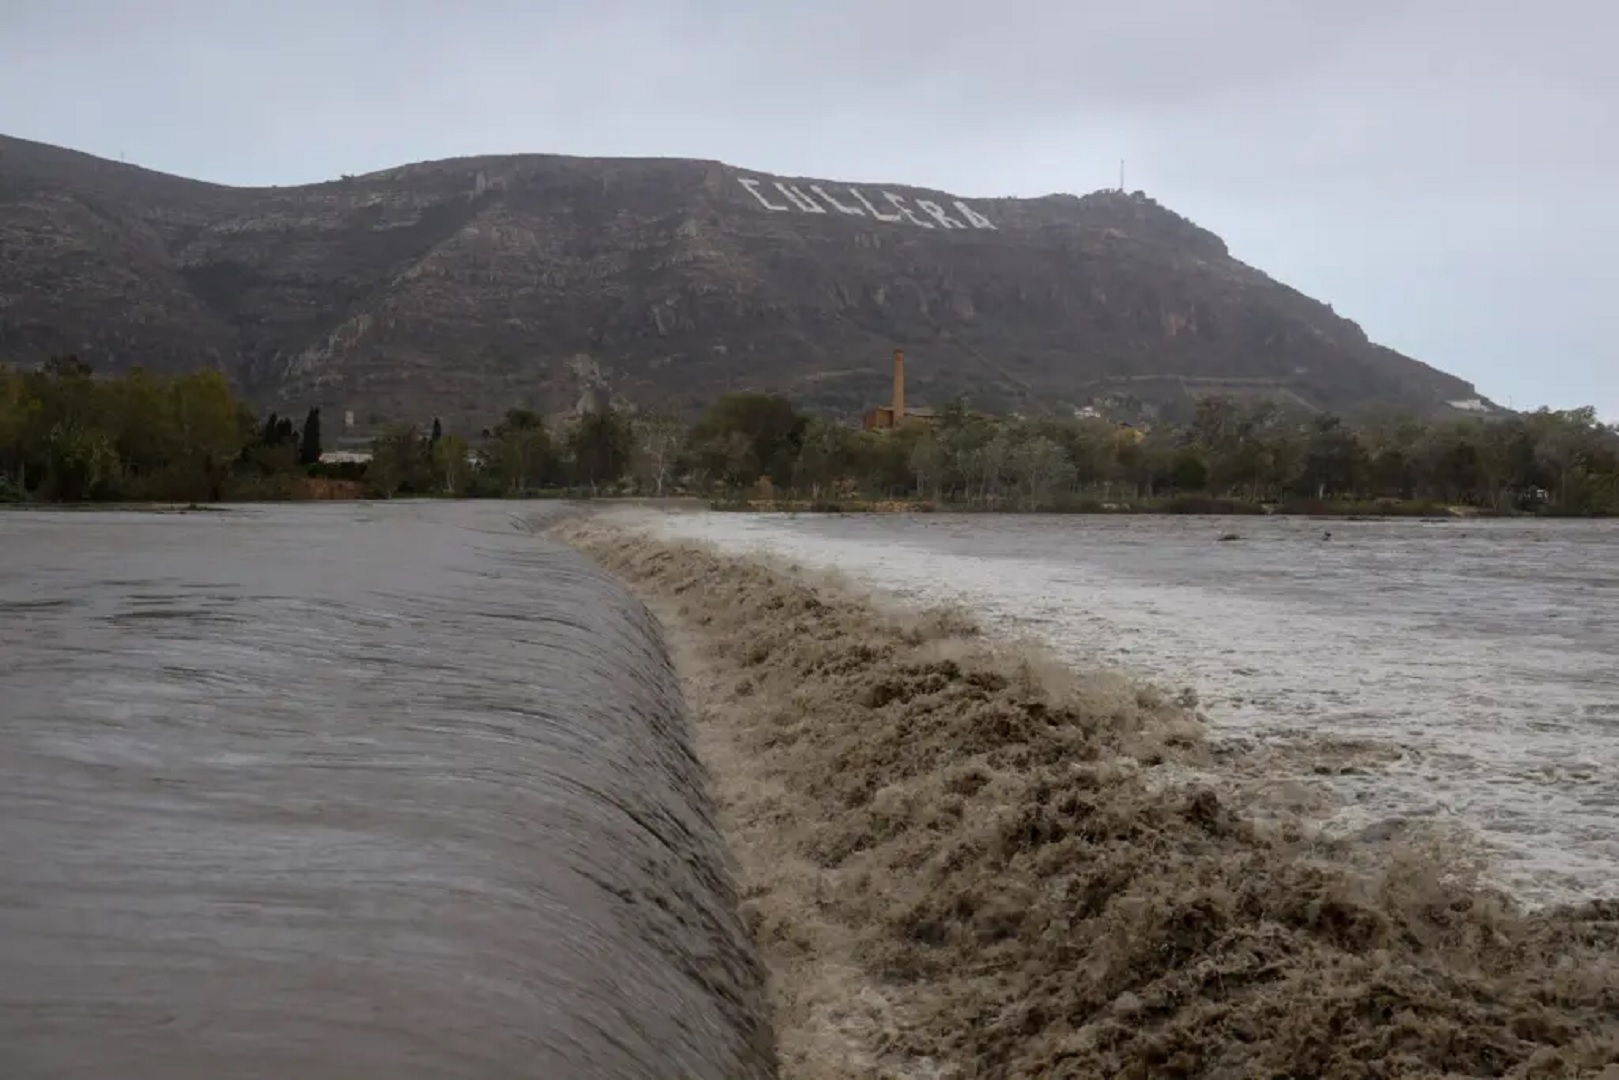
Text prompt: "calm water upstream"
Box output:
[[0, 502, 774, 1080], [640, 510, 1619, 905]]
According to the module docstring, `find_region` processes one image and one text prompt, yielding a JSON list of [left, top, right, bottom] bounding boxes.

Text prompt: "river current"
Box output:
[[638, 510, 1619, 906], [0, 502, 774, 1080]]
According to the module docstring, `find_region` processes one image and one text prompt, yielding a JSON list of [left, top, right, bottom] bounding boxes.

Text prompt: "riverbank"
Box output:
[[9, 487, 1609, 519], [556, 516, 1619, 1079], [0, 489, 718, 509], [0, 477, 370, 505], [708, 495, 1605, 519]]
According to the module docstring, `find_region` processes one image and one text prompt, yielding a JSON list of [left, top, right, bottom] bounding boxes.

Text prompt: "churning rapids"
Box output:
[[637, 510, 1619, 907], [0, 503, 775, 1080]]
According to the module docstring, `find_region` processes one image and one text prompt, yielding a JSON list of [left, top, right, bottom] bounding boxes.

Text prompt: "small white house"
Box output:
[[318, 450, 373, 465]]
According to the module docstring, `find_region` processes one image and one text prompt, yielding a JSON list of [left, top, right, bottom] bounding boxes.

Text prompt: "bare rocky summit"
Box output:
[[0, 133, 1492, 433]]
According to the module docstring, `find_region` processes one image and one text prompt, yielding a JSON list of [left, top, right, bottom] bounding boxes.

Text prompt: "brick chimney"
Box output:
[[892, 348, 905, 423]]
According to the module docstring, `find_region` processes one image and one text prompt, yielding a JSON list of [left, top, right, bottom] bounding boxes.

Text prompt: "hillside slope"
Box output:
[[0, 133, 1492, 432]]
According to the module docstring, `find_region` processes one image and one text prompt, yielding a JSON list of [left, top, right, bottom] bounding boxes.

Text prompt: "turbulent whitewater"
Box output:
[[638, 509, 1619, 906]]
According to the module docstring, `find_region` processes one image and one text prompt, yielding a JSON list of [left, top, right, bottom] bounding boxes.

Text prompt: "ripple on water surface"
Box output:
[[0, 503, 774, 1080]]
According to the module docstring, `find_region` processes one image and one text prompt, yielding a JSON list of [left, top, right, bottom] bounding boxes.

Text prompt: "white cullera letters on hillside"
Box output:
[[737, 177, 790, 211], [773, 182, 826, 213], [915, 199, 964, 229], [849, 187, 902, 223], [953, 200, 996, 230], [734, 175, 996, 230], [884, 191, 933, 228], [810, 184, 865, 216]]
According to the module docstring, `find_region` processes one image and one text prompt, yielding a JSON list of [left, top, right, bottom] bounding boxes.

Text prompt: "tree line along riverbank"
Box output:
[[4, 356, 1616, 515]]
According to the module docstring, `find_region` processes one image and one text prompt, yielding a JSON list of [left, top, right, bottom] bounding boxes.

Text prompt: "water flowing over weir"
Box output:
[[0, 503, 776, 1080]]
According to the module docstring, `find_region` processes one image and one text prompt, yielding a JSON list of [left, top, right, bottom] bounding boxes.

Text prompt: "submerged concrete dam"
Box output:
[[0, 502, 775, 1079]]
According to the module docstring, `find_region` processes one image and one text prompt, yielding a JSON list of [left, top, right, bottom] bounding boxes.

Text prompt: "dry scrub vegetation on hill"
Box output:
[[555, 518, 1619, 1080], [0, 133, 1485, 423]]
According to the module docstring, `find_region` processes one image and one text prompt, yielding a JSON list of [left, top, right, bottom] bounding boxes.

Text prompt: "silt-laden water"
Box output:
[[641, 509, 1619, 905], [0, 502, 774, 1080]]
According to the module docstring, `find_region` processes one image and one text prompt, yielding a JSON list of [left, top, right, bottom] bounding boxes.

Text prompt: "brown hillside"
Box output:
[[0, 133, 1492, 433]]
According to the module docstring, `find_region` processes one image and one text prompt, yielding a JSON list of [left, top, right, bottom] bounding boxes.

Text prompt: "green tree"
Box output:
[[632, 411, 685, 496], [568, 408, 634, 493], [1169, 447, 1209, 492], [169, 371, 254, 499], [1008, 435, 1077, 508], [43, 420, 119, 500], [1523, 407, 1609, 512], [854, 425, 926, 498], [0, 366, 40, 492], [1058, 418, 1122, 492], [1295, 415, 1366, 499], [367, 424, 431, 497], [790, 417, 857, 497], [961, 431, 1012, 505], [243, 412, 300, 482], [910, 431, 948, 499], [432, 433, 471, 495], [258, 413, 295, 448], [686, 392, 806, 491], [111, 367, 177, 479], [298, 408, 323, 467], [487, 409, 554, 494], [1415, 423, 1483, 503]]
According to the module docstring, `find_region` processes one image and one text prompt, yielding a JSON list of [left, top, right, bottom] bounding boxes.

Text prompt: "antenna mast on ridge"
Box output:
[[1119, 159, 1125, 192]]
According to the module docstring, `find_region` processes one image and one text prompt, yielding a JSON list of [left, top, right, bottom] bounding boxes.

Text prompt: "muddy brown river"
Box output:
[[0, 502, 775, 1079], [643, 509, 1619, 904]]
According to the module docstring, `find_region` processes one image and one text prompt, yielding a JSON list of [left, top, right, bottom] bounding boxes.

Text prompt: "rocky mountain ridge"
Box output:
[[0, 133, 1493, 434]]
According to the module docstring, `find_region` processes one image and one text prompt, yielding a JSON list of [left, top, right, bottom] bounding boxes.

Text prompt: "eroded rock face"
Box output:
[[0, 133, 1485, 432]]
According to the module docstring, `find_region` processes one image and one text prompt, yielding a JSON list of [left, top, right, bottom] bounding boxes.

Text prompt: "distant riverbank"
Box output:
[[13, 491, 1611, 520], [707, 494, 1611, 518], [0, 477, 367, 508]]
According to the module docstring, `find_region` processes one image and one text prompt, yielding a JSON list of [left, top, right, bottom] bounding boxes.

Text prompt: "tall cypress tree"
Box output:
[[298, 407, 322, 466]]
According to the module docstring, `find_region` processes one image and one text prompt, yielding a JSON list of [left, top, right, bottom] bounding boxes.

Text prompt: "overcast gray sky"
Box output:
[[2, 0, 1613, 420]]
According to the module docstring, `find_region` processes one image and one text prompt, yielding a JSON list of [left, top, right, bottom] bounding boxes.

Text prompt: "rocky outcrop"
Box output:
[[0, 133, 1491, 434]]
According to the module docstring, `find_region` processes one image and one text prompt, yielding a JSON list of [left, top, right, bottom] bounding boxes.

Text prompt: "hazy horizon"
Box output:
[[2, 0, 1613, 421]]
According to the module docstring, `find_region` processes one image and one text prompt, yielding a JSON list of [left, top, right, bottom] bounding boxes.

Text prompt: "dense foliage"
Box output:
[[4, 359, 1615, 514], [0, 360, 642, 503], [0, 359, 258, 502], [675, 392, 1619, 515]]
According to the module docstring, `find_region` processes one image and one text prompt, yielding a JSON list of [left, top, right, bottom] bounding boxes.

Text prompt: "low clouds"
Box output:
[[1, 0, 1612, 416]]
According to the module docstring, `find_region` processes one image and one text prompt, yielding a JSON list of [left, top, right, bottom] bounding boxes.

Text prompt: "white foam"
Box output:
[[636, 510, 1619, 907]]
